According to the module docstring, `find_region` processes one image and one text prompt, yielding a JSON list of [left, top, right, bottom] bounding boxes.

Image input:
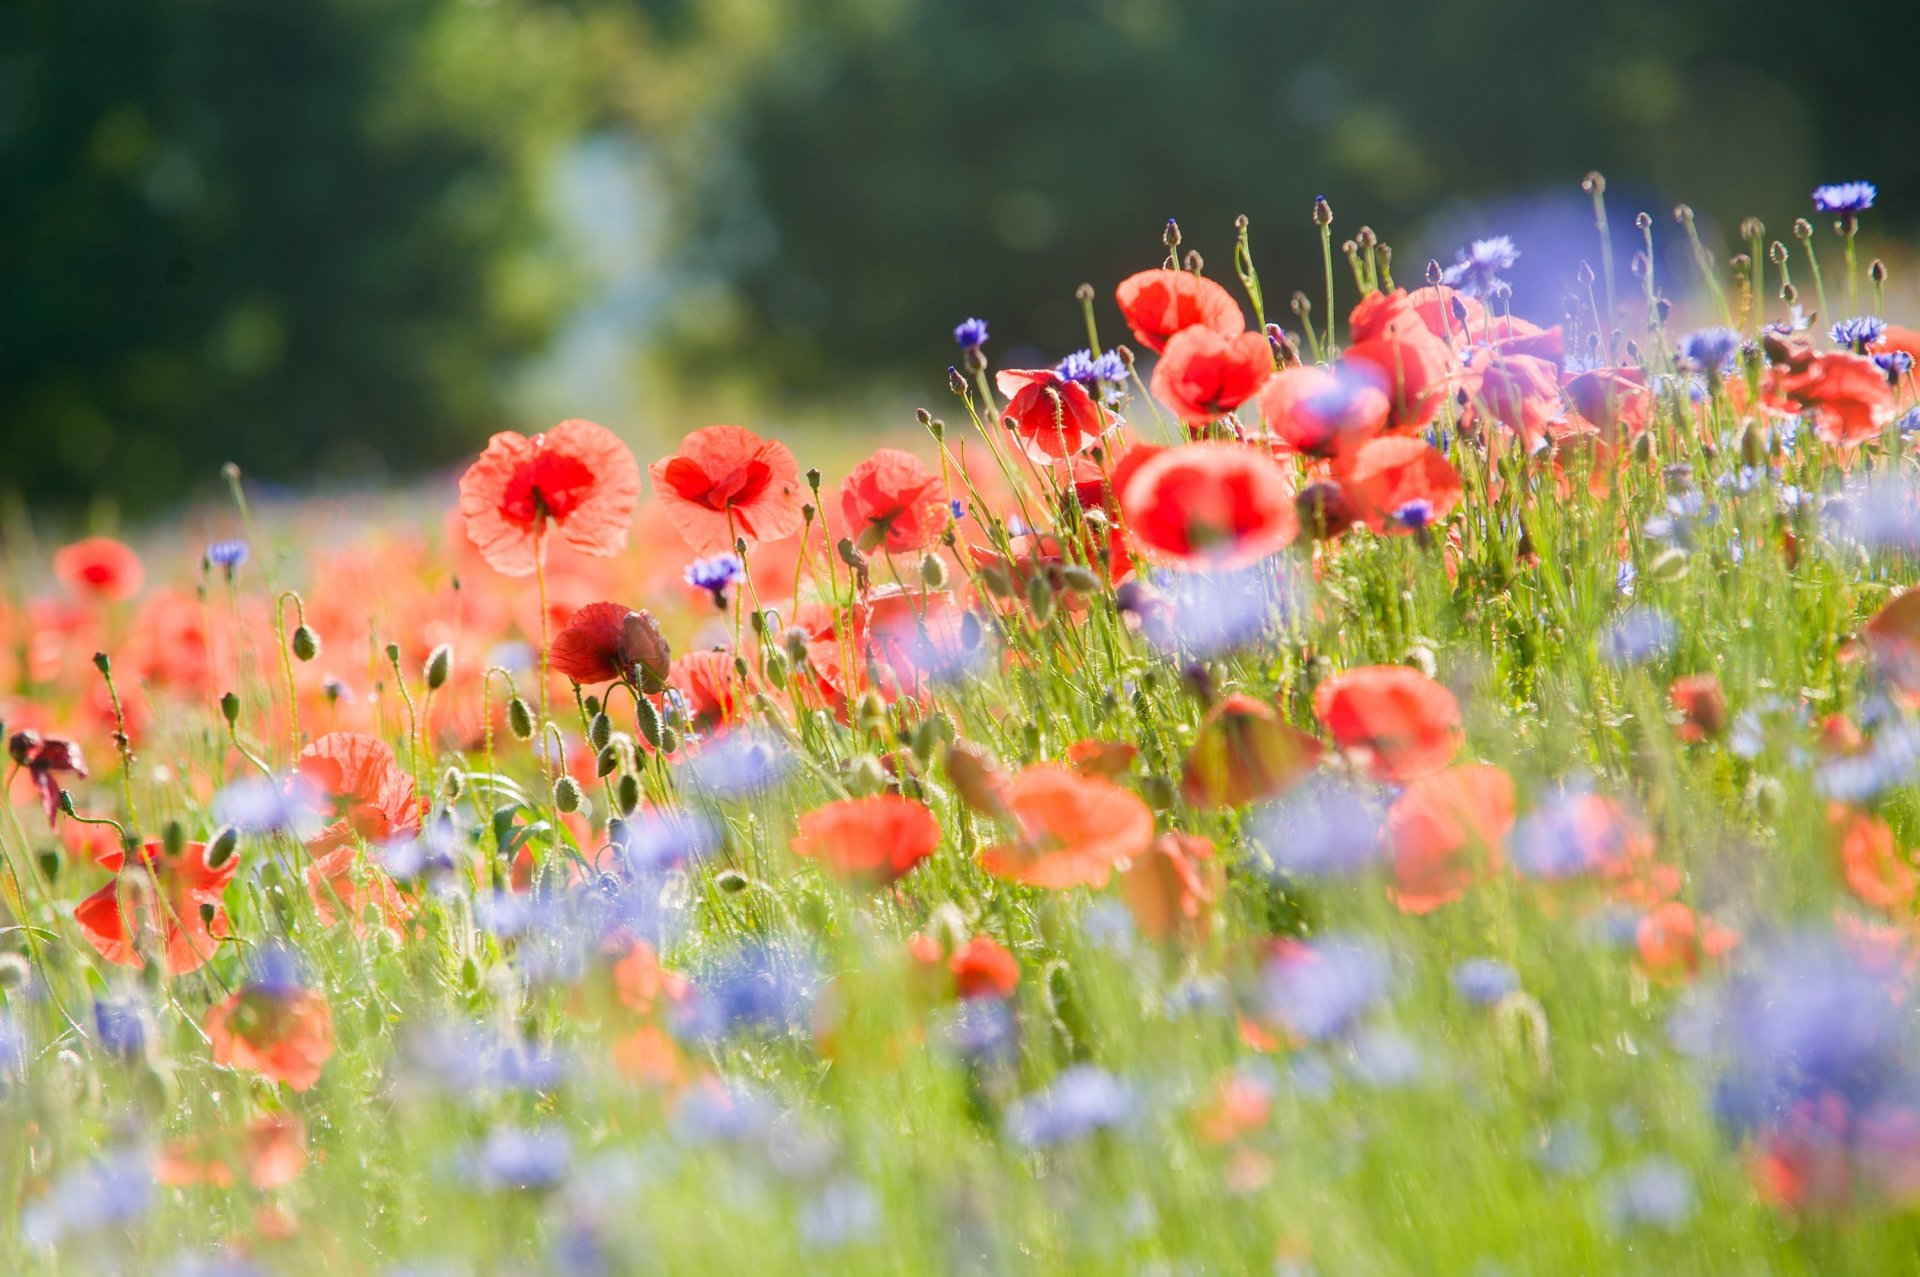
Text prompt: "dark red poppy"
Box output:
[[1150, 327, 1274, 426], [1120, 442, 1298, 567], [1669, 674, 1727, 742], [998, 369, 1107, 461], [1343, 290, 1458, 430], [9, 730, 87, 827], [1181, 695, 1322, 808], [1342, 436, 1463, 536], [840, 448, 949, 554], [54, 537, 144, 601], [1120, 832, 1222, 943], [459, 418, 642, 576], [295, 732, 424, 850], [74, 840, 238, 976], [792, 795, 940, 886], [1312, 665, 1463, 783], [206, 983, 336, 1092], [1385, 763, 1513, 914], [979, 764, 1154, 889], [650, 424, 805, 556], [1115, 268, 1246, 353], [550, 602, 672, 690], [1257, 362, 1389, 459], [949, 935, 1019, 1000]]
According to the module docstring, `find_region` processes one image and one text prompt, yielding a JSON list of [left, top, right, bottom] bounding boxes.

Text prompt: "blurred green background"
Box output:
[[4, 0, 1912, 512]]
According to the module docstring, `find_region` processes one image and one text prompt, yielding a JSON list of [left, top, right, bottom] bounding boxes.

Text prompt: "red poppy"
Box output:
[[54, 537, 144, 600], [979, 764, 1154, 889], [295, 732, 424, 850], [998, 369, 1107, 461], [792, 795, 940, 886], [1669, 674, 1728, 742], [840, 448, 949, 554], [1120, 442, 1298, 567], [1257, 363, 1389, 459], [1114, 268, 1245, 353], [668, 650, 749, 735], [1150, 327, 1274, 425], [1864, 587, 1920, 699], [650, 424, 806, 556], [1775, 352, 1899, 448], [612, 940, 689, 1015], [459, 418, 642, 576], [1066, 739, 1139, 779], [856, 585, 971, 689], [1120, 832, 1222, 942], [74, 839, 237, 975], [550, 602, 672, 689], [1312, 665, 1463, 783], [1181, 695, 1322, 809], [944, 740, 1012, 817], [1834, 807, 1917, 911], [9, 731, 87, 827], [307, 845, 417, 936], [1636, 901, 1739, 984], [1385, 763, 1514, 914], [1342, 436, 1463, 536], [1459, 350, 1565, 449], [949, 935, 1019, 1000], [156, 1115, 308, 1191], [1293, 479, 1362, 543], [1564, 366, 1653, 441], [1343, 290, 1457, 430], [205, 983, 336, 1092]]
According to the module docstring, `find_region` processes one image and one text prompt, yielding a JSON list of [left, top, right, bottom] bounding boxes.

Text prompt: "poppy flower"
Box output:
[[1293, 479, 1362, 543], [74, 839, 238, 976], [156, 1115, 308, 1191], [1149, 328, 1274, 426], [856, 585, 973, 689], [979, 764, 1154, 889], [459, 418, 642, 576], [1342, 436, 1463, 536], [1565, 366, 1653, 441], [1257, 363, 1389, 459], [1459, 350, 1565, 449], [998, 369, 1107, 461], [1312, 665, 1464, 783], [8, 730, 88, 827], [205, 969, 336, 1092], [612, 940, 689, 1016], [1120, 832, 1222, 942], [1775, 352, 1899, 448], [944, 740, 1012, 817], [949, 935, 1019, 1000], [1066, 739, 1139, 779], [1385, 763, 1514, 914], [1181, 695, 1322, 808], [1635, 901, 1739, 984], [668, 650, 749, 735], [1834, 807, 1917, 911], [650, 425, 806, 556], [54, 537, 144, 600], [1120, 442, 1298, 568], [307, 844, 417, 936], [840, 449, 949, 554], [791, 795, 940, 887], [550, 602, 672, 691], [1669, 674, 1728, 742], [295, 732, 424, 850], [1114, 268, 1245, 353], [1343, 290, 1457, 430], [1864, 587, 1920, 698]]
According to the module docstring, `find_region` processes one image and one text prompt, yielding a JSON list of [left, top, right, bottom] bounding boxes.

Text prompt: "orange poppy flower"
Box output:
[[307, 845, 417, 936], [1149, 328, 1273, 426], [1833, 806, 1917, 911], [1564, 366, 1653, 442], [668, 650, 749, 734], [840, 448, 949, 554], [1257, 362, 1389, 460], [1312, 665, 1463, 783], [949, 935, 1019, 1000], [295, 732, 424, 850], [1343, 290, 1457, 430], [649, 424, 805, 556], [1066, 739, 1139, 779], [550, 602, 672, 689], [1120, 442, 1298, 568], [458, 418, 642, 576], [156, 1114, 308, 1191], [791, 795, 940, 887], [54, 536, 144, 600], [205, 975, 336, 1092], [997, 368, 1106, 461], [1669, 674, 1727, 742], [1120, 832, 1222, 942], [1342, 436, 1463, 536], [74, 840, 238, 976], [1774, 352, 1898, 448], [1114, 268, 1245, 353], [979, 764, 1154, 889], [612, 940, 689, 1016], [1385, 763, 1514, 914], [1635, 901, 1740, 984], [1180, 695, 1321, 808]]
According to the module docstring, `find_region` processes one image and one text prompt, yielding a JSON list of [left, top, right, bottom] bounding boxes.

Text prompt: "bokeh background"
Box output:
[[7, 0, 1916, 515]]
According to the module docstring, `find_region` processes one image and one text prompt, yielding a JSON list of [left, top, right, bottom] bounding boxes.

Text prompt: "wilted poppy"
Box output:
[[295, 732, 424, 851], [949, 935, 1019, 1000], [8, 730, 87, 827], [74, 839, 238, 976], [650, 424, 806, 556], [1312, 665, 1463, 783], [792, 795, 940, 887], [205, 965, 336, 1092], [550, 602, 672, 691], [1181, 695, 1322, 808], [1385, 763, 1514, 914], [1120, 832, 1222, 942], [1120, 442, 1298, 568], [1149, 328, 1274, 426], [1342, 436, 1463, 536], [1257, 363, 1389, 459], [459, 419, 642, 576], [1669, 674, 1727, 742], [998, 369, 1107, 460], [54, 537, 144, 601], [1114, 268, 1245, 353], [1833, 807, 1917, 911], [979, 764, 1154, 889], [841, 449, 949, 554]]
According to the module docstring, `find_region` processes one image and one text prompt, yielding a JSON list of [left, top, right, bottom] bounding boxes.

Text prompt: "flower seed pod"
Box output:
[[553, 775, 583, 813], [1059, 565, 1100, 595], [596, 744, 620, 778], [763, 649, 789, 689], [206, 826, 239, 869], [919, 553, 949, 589], [634, 696, 663, 749], [291, 625, 320, 662], [425, 644, 453, 691], [589, 712, 613, 752], [716, 869, 751, 894], [658, 726, 680, 754], [507, 697, 535, 741], [220, 692, 240, 726], [616, 773, 640, 816], [1024, 573, 1054, 622]]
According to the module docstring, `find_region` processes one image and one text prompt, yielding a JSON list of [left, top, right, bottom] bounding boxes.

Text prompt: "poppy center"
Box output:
[[502, 450, 598, 527]]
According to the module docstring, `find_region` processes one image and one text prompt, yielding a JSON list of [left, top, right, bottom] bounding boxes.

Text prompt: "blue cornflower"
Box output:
[[939, 998, 1018, 1064], [1831, 315, 1887, 353], [1601, 1157, 1696, 1233], [799, 1178, 883, 1250], [1599, 606, 1674, 666], [91, 998, 151, 1061], [672, 941, 819, 1043], [1055, 347, 1130, 405], [1878, 352, 1915, 382], [205, 539, 249, 571], [679, 729, 791, 798], [22, 1151, 153, 1247], [1393, 499, 1435, 533], [1812, 181, 1876, 217], [948, 497, 967, 521], [684, 553, 743, 607], [1451, 958, 1519, 1007], [246, 943, 308, 1000], [953, 317, 990, 351], [1260, 935, 1392, 1041], [1679, 327, 1741, 376], [1005, 1065, 1135, 1148], [1439, 235, 1520, 298], [1344, 1027, 1423, 1088], [1250, 775, 1386, 879], [470, 1125, 572, 1192]]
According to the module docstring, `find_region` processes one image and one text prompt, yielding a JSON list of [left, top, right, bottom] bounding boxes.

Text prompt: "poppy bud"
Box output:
[[716, 869, 751, 894], [763, 649, 789, 689], [634, 696, 663, 749], [837, 537, 867, 571], [554, 775, 583, 813], [206, 826, 239, 869], [927, 416, 945, 442], [291, 625, 320, 661], [616, 773, 640, 817], [92, 651, 111, 676], [37, 849, 59, 882], [161, 820, 186, 858], [1355, 225, 1376, 250], [949, 366, 968, 395], [220, 692, 240, 726], [1163, 218, 1181, 250], [7, 729, 37, 765], [384, 642, 401, 666], [593, 744, 618, 778], [944, 741, 1010, 816], [658, 726, 680, 755], [1739, 423, 1767, 467], [589, 712, 613, 751], [1632, 431, 1656, 463], [198, 902, 216, 927], [1024, 573, 1054, 623], [1872, 259, 1889, 283], [919, 553, 949, 590], [1781, 282, 1799, 306], [425, 644, 453, 691], [507, 697, 535, 741], [443, 768, 464, 801], [1672, 203, 1694, 226], [1184, 250, 1204, 275], [1311, 197, 1332, 227], [1059, 565, 1101, 595]]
